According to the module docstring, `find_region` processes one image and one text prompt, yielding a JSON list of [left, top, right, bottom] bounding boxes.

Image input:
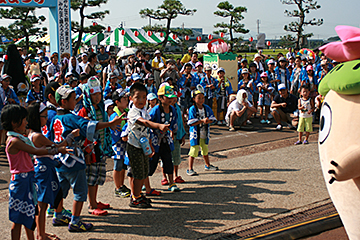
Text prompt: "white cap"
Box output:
[[104, 99, 114, 112], [253, 53, 261, 60], [278, 83, 286, 91], [154, 50, 161, 54], [217, 67, 225, 74]]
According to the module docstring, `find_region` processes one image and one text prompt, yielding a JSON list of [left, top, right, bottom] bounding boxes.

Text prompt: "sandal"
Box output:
[[161, 178, 169, 185], [146, 189, 162, 196], [88, 208, 108, 216], [97, 201, 111, 209], [174, 176, 185, 183], [44, 233, 60, 240]]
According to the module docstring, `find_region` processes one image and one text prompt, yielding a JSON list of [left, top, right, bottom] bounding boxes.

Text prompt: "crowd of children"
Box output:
[[0, 45, 333, 239]]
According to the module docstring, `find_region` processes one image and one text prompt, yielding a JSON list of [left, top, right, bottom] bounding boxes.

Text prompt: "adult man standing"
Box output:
[[181, 47, 194, 65], [271, 84, 298, 130], [78, 53, 88, 71], [160, 59, 180, 84], [97, 45, 109, 69], [46, 53, 60, 78], [286, 47, 295, 60], [152, 50, 166, 89]]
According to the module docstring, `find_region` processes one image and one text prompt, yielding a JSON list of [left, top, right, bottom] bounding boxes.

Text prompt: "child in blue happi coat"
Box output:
[[110, 88, 131, 198], [216, 68, 233, 125], [149, 85, 180, 192], [187, 85, 218, 176], [26, 74, 46, 105], [145, 73, 157, 95], [200, 65, 218, 109], [48, 85, 123, 231], [27, 102, 78, 240], [104, 72, 122, 100]]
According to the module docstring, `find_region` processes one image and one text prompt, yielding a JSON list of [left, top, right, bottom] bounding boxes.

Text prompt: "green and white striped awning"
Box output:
[[100, 28, 180, 47], [15, 35, 40, 44], [83, 32, 105, 46]]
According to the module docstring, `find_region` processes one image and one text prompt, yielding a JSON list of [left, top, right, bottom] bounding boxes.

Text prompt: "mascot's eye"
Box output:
[[319, 102, 332, 145], [353, 63, 360, 70], [336, 64, 344, 71], [211, 63, 218, 70]]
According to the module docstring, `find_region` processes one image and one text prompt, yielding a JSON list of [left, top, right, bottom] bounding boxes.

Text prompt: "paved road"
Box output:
[[0, 118, 319, 190], [0, 140, 330, 239]]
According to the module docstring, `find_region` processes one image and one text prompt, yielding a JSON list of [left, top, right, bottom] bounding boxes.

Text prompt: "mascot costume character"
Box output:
[[318, 25, 360, 240], [2, 44, 29, 93]]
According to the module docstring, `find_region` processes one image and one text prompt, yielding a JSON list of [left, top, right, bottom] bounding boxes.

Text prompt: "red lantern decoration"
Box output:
[[148, 31, 152, 37], [196, 36, 202, 41], [160, 32, 164, 38], [121, 29, 125, 35], [4, 55, 8, 61], [107, 26, 111, 32], [184, 35, 189, 41], [134, 31, 139, 37], [266, 41, 271, 46], [249, 37, 253, 42], [92, 22, 97, 26], [220, 32, 225, 38], [208, 34, 213, 40], [172, 34, 177, 40]]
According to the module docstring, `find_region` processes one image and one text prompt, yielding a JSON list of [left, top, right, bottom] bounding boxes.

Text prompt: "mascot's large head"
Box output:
[[3, 44, 27, 93], [318, 25, 360, 240]]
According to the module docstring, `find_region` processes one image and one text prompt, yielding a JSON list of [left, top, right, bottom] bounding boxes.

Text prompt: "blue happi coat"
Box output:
[[149, 104, 177, 152], [48, 109, 98, 172], [187, 104, 217, 146]]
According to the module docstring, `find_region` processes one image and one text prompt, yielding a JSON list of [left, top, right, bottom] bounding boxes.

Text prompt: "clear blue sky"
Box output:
[[1, 0, 360, 40]]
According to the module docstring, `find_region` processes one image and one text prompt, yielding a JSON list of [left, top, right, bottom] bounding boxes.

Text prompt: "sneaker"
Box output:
[[146, 189, 162, 196], [303, 140, 309, 144], [217, 121, 222, 125], [52, 216, 71, 226], [229, 126, 235, 132], [115, 187, 131, 198], [122, 185, 131, 193], [140, 194, 152, 204], [161, 178, 169, 185], [174, 176, 185, 183], [129, 196, 152, 208], [186, 169, 197, 176], [205, 165, 219, 171], [168, 183, 180, 192], [294, 140, 302, 145], [68, 221, 93, 232], [222, 120, 226, 125], [268, 113, 273, 119], [260, 119, 266, 124], [141, 185, 146, 191], [46, 207, 54, 218], [246, 120, 253, 125], [266, 120, 271, 124], [62, 208, 72, 219], [276, 124, 282, 130]]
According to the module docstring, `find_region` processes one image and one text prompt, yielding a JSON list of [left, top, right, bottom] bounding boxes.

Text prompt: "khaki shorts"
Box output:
[[297, 117, 313, 132], [273, 108, 298, 126], [188, 138, 209, 157]]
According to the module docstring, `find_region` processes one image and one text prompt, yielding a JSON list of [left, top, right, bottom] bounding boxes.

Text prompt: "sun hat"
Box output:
[[204, 65, 212, 71], [195, 62, 203, 68], [30, 74, 41, 82], [147, 93, 157, 101], [1, 74, 12, 80], [55, 85, 75, 103], [217, 67, 225, 74], [154, 50, 161, 55], [157, 85, 177, 98], [253, 53, 262, 60], [260, 72, 268, 78], [131, 73, 141, 81], [306, 65, 314, 71], [88, 76, 101, 94], [278, 83, 287, 91], [241, 68, 249, 74], [267, 59, 276, 65], [104, 99, 114, 112], [279, 57, 287, 62]]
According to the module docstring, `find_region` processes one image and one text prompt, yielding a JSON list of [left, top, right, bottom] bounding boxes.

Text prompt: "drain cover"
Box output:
[[211, 202, 339, 240]]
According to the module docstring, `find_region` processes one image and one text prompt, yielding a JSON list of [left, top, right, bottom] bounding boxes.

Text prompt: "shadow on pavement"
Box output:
[[81, 175, 294, 239]]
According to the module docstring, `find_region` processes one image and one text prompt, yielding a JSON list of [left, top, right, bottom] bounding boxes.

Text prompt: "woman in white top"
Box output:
[[102, 56, 123, 86]]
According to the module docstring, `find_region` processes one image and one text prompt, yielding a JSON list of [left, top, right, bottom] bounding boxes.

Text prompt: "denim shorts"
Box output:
[[114, 158, 128, 171], [57, 169, 88, 202]]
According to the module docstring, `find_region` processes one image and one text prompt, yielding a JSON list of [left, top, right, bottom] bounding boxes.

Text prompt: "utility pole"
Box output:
[[256, 19, 260, 34], [182, 22, 185, 56]]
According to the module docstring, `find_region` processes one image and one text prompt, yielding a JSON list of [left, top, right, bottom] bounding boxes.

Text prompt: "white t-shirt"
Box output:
[[198, 108, 207, 139], [127, 106, 150, 148], [79, 61, 87, 71], [225, 100, 253, 121]]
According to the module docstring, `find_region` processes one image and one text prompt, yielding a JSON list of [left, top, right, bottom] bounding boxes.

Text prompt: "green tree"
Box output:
[[139, 0, 196, 49], [0, 7, 47, 51], [281, 0, 323, 49], [71, 0, 109, 55], [278, 34, 296, 48], [213, 1, 249, 51]]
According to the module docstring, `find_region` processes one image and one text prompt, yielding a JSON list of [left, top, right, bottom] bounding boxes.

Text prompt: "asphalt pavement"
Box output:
[[0, 137, 337, 239]]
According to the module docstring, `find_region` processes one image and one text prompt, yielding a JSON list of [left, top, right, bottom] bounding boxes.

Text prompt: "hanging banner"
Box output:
[[0, 0, 57, 8], [57, 0, 71, 55]]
